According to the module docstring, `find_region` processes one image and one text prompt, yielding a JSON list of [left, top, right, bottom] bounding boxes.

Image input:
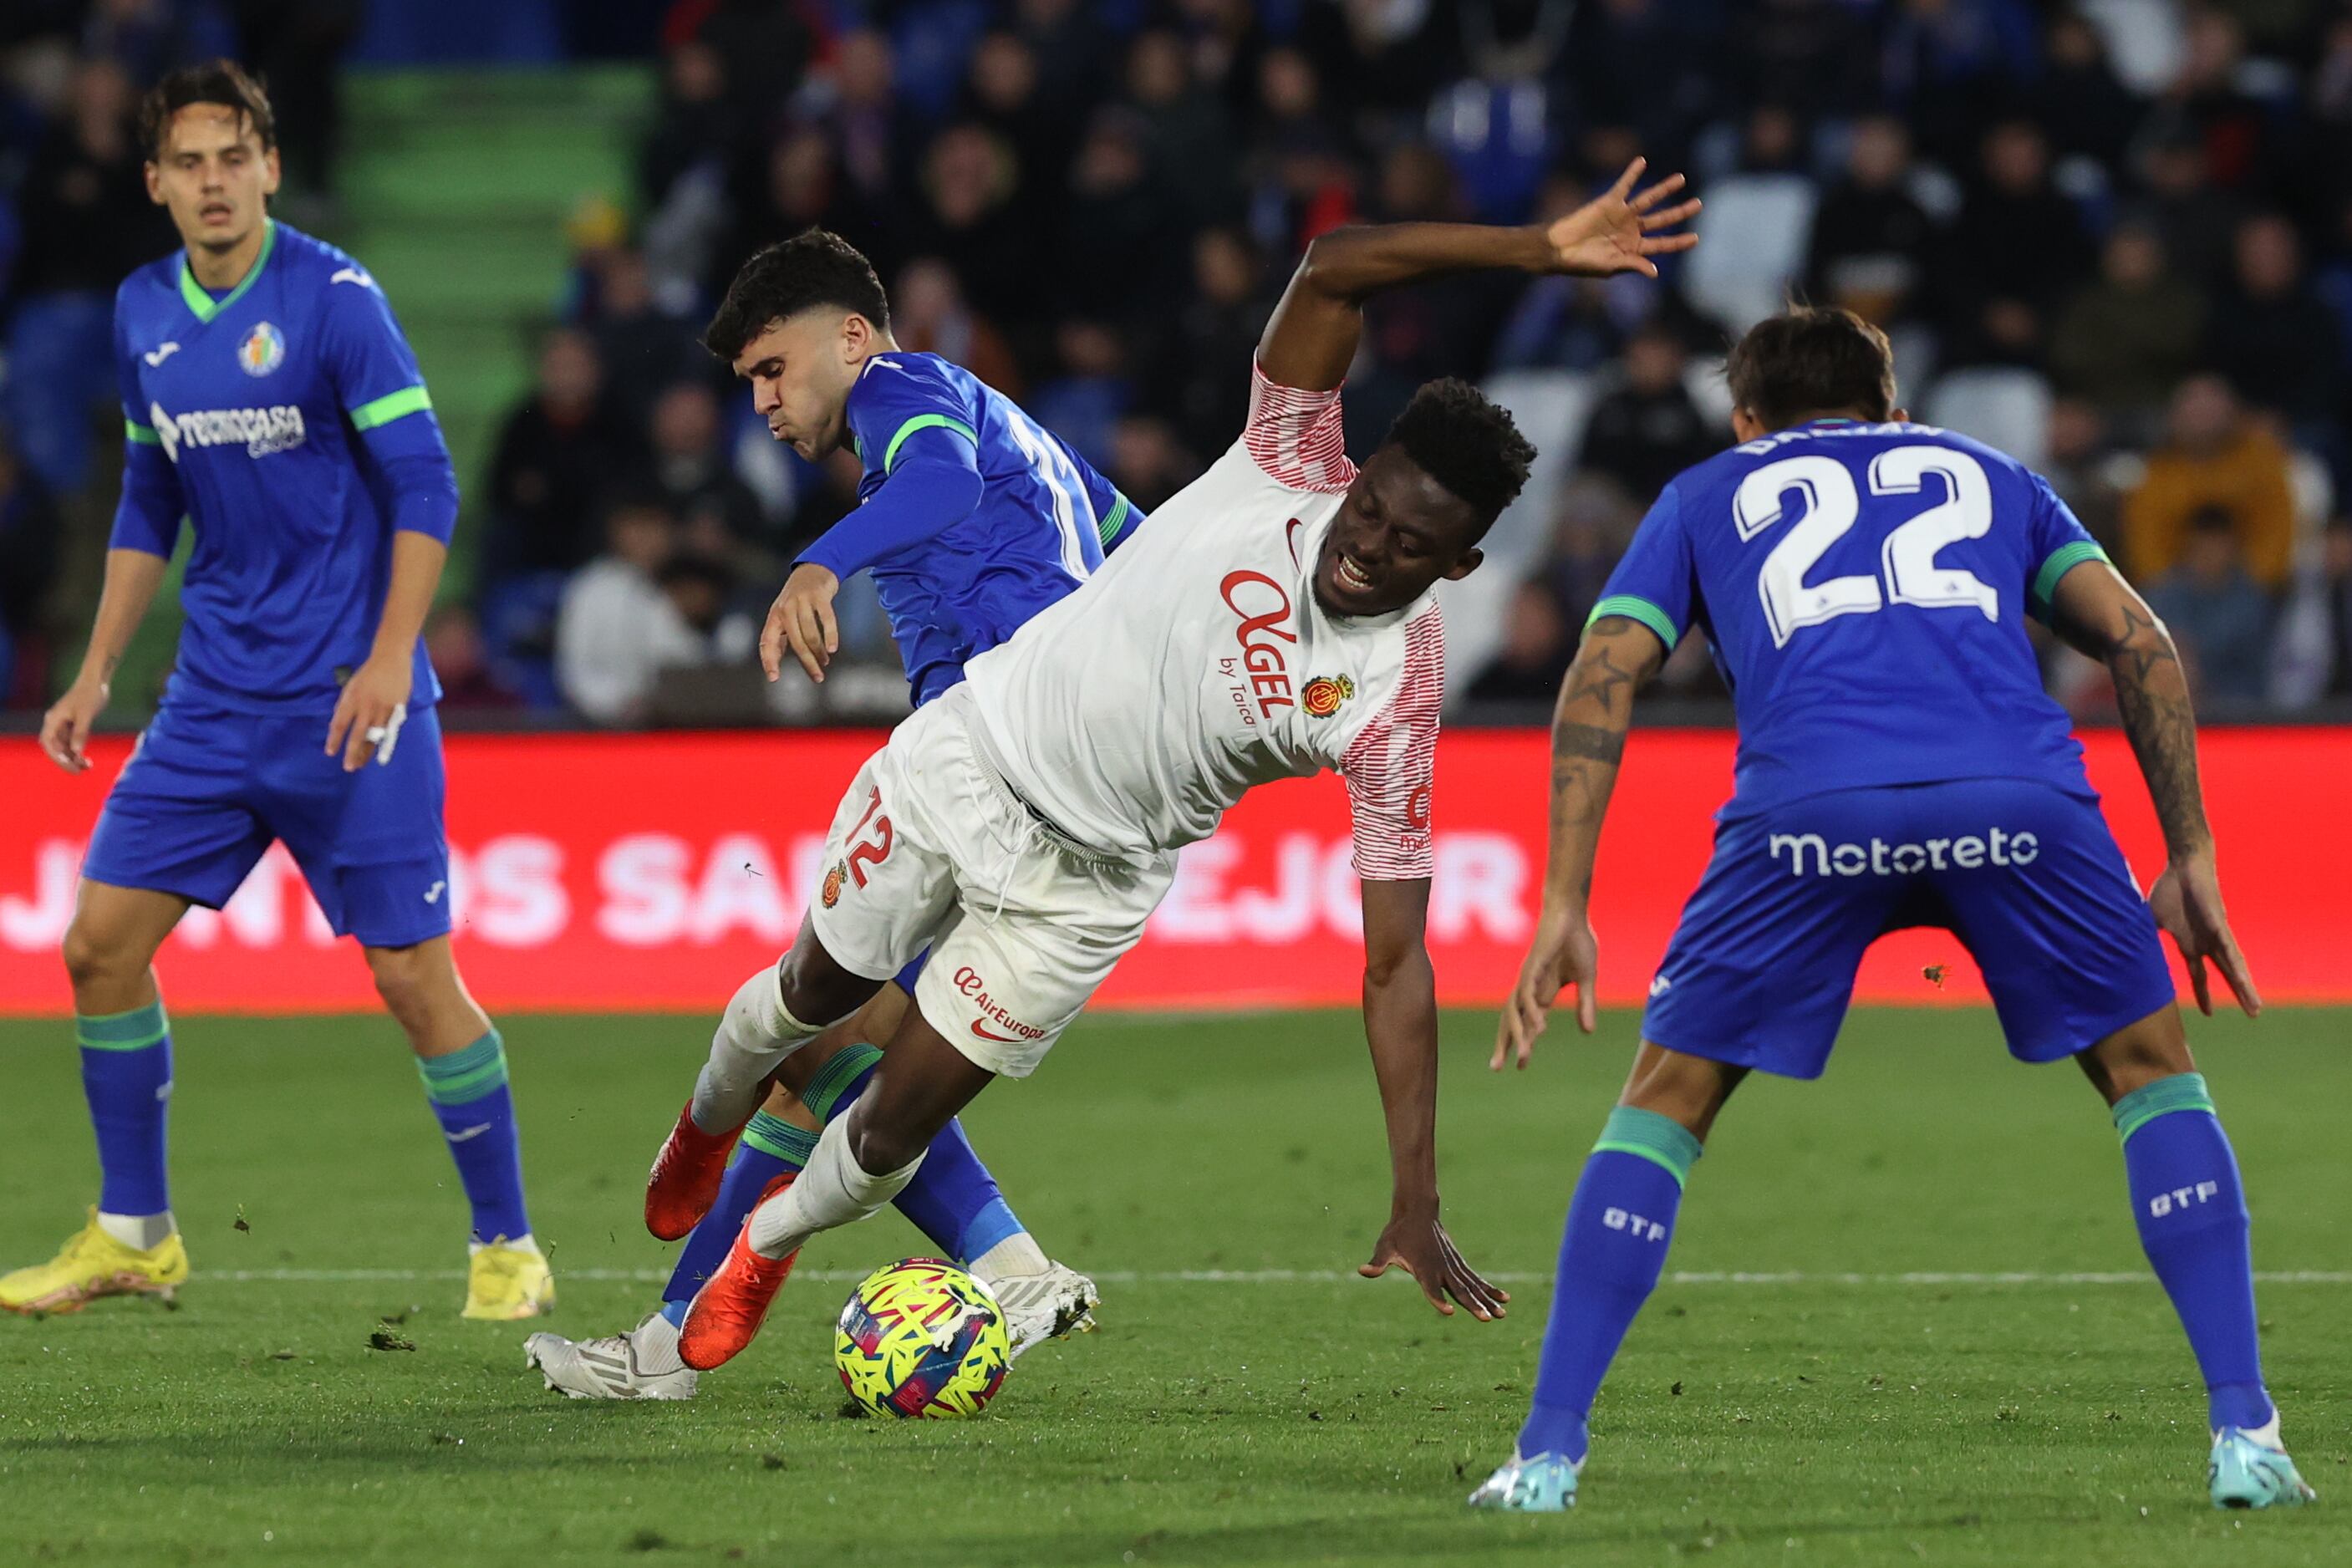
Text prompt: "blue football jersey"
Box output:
[[1596, 418, 2110, 815], [113, 220, 453, 713], [802, 351, 1137, 705]]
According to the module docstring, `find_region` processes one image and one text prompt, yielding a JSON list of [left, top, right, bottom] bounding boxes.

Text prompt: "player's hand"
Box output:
[[2149, 857, 2260, 1018], [39, 675, 110, 773], [325, 652, 413, 772], [1495, 903, 1601, 1070], [1360, 1207, 1509, 1321], [1543, 158, 1701, 279], [762, 563, 842, 684]]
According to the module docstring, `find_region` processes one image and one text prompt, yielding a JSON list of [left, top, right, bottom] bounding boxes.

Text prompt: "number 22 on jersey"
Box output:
[[1737, 445, 1998, 648]]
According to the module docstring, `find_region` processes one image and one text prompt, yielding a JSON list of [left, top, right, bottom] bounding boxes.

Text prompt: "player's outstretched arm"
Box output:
[[2047, 562, 2259, 1016], [1495, 615, 1668, 1068], [1256, 159, 1699, 390], [40, 548, 171, 773], [1356, 877, 1509, 1321]]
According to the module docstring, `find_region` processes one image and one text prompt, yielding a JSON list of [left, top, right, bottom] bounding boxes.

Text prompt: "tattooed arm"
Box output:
[[2047, 561, 2260, 1016], [1494, 615, 1669, 1067]]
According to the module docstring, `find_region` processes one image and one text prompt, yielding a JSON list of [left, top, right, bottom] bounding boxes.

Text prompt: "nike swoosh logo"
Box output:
[[328, 267, 377, 289], [445, 1123, 493, 1143], [970, 1020, 1026, 1045], [144, 342, 181, 367], [1286, 518, 1306, 568]]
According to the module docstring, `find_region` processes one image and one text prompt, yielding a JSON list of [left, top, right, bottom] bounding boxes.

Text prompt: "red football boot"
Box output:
[[679, 1178, 801, 1371], [644, 1100, 746, 1240]]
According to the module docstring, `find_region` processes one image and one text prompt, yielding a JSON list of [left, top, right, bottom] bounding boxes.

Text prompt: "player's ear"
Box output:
[[1443, 545, 1484, 583], [261, 145, 282, 198], [1730, 406, 1765, 442], [1890, 406, 1910, 423], [143, 160, 165, 206]]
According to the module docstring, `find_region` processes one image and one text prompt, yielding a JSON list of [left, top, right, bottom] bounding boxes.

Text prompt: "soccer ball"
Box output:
[[835, 1258, 1011, 1418]]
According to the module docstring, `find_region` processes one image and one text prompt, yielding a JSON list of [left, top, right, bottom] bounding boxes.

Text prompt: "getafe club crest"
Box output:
[[238, 321, 286, 377], [1301, 674, 1354, 717]]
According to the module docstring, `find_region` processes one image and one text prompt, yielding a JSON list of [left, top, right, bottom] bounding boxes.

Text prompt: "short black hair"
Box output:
[[703, 230, 891, 361], [1725, 307, 1896, 430], [1382, 379, 1535, 536], [140, 60, 275, 160]]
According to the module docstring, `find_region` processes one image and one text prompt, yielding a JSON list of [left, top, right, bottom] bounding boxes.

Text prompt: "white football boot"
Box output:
[[980, 1260, 1099, 1361], [525, 1311, 698, 1400]]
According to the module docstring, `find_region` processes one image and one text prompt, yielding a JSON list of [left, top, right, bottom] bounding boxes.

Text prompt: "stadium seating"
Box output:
[[1682, 175, 1817, 336], [1924, 369, 2055, 471]]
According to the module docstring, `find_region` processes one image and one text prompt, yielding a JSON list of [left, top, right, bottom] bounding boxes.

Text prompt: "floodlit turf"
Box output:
[[0, 1006, 2343, 1566]]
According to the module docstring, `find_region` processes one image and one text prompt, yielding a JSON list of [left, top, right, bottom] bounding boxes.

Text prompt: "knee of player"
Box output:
[[60, 917, 142, 987], [364, 944, 441, 1024]]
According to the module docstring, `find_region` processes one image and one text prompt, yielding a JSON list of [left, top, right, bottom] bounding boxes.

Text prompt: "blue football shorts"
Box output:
[[82, 691, 452, 949], [1641, 776, 2176, 1079]]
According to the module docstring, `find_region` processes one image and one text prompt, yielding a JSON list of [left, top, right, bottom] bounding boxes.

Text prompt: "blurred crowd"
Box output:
[[9, 1, 2352, 724]]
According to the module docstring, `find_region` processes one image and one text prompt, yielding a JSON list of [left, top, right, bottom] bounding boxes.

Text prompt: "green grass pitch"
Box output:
[[0, 1005, 2343, 1566]]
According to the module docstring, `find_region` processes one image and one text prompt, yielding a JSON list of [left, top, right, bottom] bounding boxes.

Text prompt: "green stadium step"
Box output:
[[332, 65, 655, 597]]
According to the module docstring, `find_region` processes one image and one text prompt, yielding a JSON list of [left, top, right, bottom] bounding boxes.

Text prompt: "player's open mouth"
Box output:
[[1335, 554, 1373, 593]]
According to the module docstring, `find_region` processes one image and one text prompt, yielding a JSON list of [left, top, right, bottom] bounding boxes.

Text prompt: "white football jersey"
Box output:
[[964, 368, 1443, 880]]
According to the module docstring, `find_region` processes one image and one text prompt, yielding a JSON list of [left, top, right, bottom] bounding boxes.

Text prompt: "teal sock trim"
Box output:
[[417, 1031, 508, 1107], [1590, 1106, 1703, 1189], [2113, 1072, 2217, 1143], [802, 1042, 883, 1120], [741, 1112, 818, 1166], [77, 1000, 169, 1051]]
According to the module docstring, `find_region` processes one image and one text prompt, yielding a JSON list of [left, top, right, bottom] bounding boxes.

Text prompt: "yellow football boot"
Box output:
[[0, 1210, 188, 1315], [462, 1238, 555, 1321]]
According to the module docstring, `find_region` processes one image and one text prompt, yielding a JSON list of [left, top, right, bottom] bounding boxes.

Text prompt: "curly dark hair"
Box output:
[[703, 230, 891, 361], [1381, 379, 1536, 535], [140, 59, 275, 160]]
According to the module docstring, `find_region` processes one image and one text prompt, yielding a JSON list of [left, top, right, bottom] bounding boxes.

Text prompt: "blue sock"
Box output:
[[2115, 1073, 2272, 1433], [1520, 1107, 1702, 1465], [79, 1000, 174, 1219], [661, 1111, 811, 1316], [800, 1043, 1025, 1265], [415, 1031, 532, 1245]]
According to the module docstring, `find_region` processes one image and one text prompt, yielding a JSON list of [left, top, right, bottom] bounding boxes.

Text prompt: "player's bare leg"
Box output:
[[680, 993, 993, 1370], [367, 936, 551, 1320], [1473, 1042, 1744, 1511], [2, 882, 194, 1315], [2075, 1005, 2313, 1508]]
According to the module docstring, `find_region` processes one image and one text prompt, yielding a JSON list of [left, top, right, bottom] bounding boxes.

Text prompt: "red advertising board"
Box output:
[[1, 728, 2343, 1015]]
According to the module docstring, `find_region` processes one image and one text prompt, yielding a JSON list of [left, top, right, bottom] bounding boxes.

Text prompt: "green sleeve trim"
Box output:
[[1097, 493, 1131, 547], [177, 220, 277, 323], [417, 1031, 509, 1107], [76, 1000, 170, 1051], [882, 414, 978, 474], [2113, 1072, 2216, 1143], [1586, 594, 1681, 653], [2029, 541, 2110, 619], [125, 420, 162, 446], [802, 1042, 885, 1121], [349, 384, 433, 431], [1591, 1105, 1703, 1189], [741, 1112, 819, 1167]]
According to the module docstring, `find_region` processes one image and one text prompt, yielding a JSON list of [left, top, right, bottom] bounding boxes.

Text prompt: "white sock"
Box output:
[[746, 1114, 924, 1259], [970, 1231, 1050, 1283], [2236, 1409, 2284, 1448], [97, 1211, 175, 1250], [690, 964, 832, 1133]]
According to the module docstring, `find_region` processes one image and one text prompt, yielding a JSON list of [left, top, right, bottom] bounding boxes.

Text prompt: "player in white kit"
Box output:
[[645, 162, 1702, 1369]]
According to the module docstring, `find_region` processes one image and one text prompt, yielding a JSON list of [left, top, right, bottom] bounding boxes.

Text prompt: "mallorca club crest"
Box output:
[[821, 861, 848, 909], [238, 321, 286, 377], [1300, 674, 1354, 718]]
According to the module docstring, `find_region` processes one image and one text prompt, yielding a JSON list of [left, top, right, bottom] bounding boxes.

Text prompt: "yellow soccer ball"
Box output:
[[834, 1257, 1011, 1418]]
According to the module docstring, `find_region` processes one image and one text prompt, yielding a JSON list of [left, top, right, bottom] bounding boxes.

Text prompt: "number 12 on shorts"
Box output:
[[845, 785, 894, 888], [1739, 445, 1998, 647]]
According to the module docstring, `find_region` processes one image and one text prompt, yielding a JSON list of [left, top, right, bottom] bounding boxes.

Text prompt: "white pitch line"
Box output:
[[192, 1268, 2352, 1286]]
